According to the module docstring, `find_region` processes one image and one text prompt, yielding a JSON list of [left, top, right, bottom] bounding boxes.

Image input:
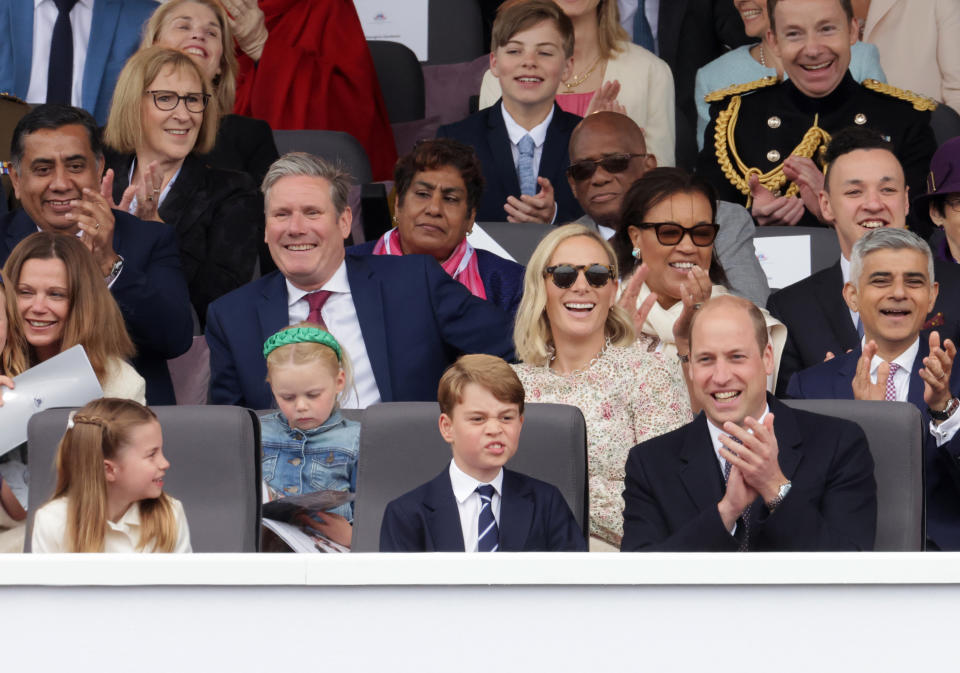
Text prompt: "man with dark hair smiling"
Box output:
[[621, 295, 876, 552], [767, 127, 960, 394], [695, 0, 936, 230]]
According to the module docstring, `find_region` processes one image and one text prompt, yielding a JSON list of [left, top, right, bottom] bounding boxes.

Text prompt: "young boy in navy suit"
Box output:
[[379, 354, 586, 552], [436, 0, 583, 224]]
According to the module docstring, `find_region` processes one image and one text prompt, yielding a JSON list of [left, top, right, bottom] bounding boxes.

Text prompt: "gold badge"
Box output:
[[854, 113, 867, 125], [767, 116, 781, 129], [766, 149, 781, 163]]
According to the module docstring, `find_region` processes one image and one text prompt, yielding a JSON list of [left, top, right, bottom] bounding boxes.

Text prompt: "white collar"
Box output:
[[449, 459, 503, 504], [285, 259, 350, 308], [840, 254, 851, 284], [862, 335, 920, 378], [705, 404, 771, 453], [35, 0, 93, 8], [501, 103, 554, 148], [107, 501, 142, 532]]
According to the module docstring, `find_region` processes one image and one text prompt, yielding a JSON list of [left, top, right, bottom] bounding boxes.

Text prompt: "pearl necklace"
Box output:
[[759, 43, 767, 68]]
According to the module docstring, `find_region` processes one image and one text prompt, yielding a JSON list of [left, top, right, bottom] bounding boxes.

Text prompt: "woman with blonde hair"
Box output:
[[103, 46, 261, 324], [140, 0, 278, 185], [479, 0, 676, 166], [512, 223, 690, 550], [3, 232, 144, 402], [32, 397, 191, 553]]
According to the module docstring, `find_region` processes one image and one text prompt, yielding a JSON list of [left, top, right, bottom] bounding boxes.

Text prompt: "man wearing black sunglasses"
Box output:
[[567, 111, 769, 307]]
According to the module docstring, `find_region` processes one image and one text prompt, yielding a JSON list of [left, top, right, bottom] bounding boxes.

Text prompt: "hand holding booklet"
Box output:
[[0, 345, 103, 457], [261, 488, 355, 553]]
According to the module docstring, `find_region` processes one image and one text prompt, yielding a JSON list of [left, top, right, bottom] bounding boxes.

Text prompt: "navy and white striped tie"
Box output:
[[476, 484, 499, 552]]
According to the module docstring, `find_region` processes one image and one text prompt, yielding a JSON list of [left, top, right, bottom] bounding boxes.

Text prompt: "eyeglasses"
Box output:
[[566, 153, 646, 181], [543, 264, 615, 289], [634, 222, 719, 247], [145, 90, 210, 112]]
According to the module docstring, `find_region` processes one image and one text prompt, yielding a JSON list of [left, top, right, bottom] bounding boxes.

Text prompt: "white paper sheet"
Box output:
[[753, 235, 812, 289], [467, 223, 517, 262], [355, 0, 430, 61], [0, 345, 103, 456]]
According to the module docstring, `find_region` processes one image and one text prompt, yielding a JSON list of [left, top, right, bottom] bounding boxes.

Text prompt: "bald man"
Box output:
[[567, 112, 770, 307]]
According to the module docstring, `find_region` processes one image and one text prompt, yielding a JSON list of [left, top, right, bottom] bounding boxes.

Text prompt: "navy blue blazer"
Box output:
[[347, 240, 524, 318], [436, 100, 583, 223], [205, 252, 516, 409], [621, 395, 877, 551], [767, 259, 960, 396], [787, 339, 960, 550], [0, 0, 156, 124], [0, 208, 194, 405], [379, 467, 587, 552]]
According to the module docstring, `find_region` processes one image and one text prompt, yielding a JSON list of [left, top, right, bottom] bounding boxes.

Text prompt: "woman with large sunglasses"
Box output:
[[103, 47, 261, 325], [614, 167, 786, 390], [512, 223, 691, 551]]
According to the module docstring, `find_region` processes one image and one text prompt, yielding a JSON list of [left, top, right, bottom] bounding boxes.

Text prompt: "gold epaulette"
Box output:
[[0, 91, 27, 105], [704, 76, 778, 103], [862, 79, 938, 112]]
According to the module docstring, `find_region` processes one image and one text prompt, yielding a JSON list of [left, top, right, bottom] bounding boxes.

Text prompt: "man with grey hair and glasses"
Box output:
[[205, 152, 515, 410], [788, 227, 960, 550]]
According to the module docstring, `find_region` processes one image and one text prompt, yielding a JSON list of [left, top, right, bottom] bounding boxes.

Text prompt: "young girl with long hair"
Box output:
[[32, 398, 191, 553]]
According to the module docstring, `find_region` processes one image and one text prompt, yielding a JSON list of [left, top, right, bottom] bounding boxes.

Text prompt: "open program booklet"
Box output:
[[261, 486, 355, 553]]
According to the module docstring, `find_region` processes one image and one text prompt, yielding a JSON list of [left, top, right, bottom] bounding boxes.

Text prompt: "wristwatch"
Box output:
[[765, 481, 792, 512], [929, 397, 959, 422]]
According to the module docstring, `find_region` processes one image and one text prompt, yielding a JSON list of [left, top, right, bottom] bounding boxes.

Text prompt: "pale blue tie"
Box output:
[[632, 0, 656, 53], [476, 484, 499, 552], [517, 134, 537, 196]]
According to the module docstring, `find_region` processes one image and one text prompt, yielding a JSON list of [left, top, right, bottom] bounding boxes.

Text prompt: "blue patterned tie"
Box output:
[[722, 436, 751, 551], [517, 134, 537, 196], [632, 0, 656, 53], [476, 484, 499, 552]]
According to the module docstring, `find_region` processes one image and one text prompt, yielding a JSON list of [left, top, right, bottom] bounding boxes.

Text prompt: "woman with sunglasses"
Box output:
[[351, 139, 525, 316], [512, 223, 691, 551], [614, 167, 786, 390], [103, 47, 261, 325]]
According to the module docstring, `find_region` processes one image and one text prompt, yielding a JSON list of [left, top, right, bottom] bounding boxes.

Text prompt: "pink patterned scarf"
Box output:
[[372, 228, 487, 300]]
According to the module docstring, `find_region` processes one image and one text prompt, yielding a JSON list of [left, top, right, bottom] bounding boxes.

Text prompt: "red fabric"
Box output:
[[234, 0, 398, 180]]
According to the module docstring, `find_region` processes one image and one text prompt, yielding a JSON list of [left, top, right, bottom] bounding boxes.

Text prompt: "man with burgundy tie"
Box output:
[[621, 295, 876, 552], [787, 228, 960, 550], [0, 0, 156, 124], [205, 152, 516, 410]]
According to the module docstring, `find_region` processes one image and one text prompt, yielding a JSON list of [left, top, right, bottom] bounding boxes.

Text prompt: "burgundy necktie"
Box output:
[[884, 363, 901, 401], [305, 291, 332, 329]]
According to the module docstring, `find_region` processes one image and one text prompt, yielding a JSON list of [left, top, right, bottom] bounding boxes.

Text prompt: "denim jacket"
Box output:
[[259, 410, 360, 521]]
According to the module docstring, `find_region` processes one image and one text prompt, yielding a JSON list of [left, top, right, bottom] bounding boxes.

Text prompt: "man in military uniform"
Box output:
[[696, 0, 937, 234]]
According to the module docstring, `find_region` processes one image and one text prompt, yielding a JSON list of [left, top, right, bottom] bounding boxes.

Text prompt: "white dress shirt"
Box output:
[[32, 496, 192, 552], [26, 0, 93, 106], [501, 103, 553, 177], [449, 459, 503, 553], [618, 0, 660, 52], [705, 405, 770, 535], [285, 260, 381, 409], [862, 336, 960, 445]]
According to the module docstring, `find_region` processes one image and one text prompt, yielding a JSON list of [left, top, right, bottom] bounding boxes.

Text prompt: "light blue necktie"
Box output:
[[632, 0, 656, 53], [517, 134, 537, 196], [476, 484, 499, 552]]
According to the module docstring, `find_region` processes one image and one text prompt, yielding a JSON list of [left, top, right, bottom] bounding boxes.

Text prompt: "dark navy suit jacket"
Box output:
[[205, 252, 516, 409], [621, 395, 877, 551], [379, 467, 587, 552], [347, 240, 525, 318], [787, 339, 960, 550], [767, 259, 960, 396], [0, 0, 156, 124], [0, 209, 194, 405], [436, 100, 583, 223]]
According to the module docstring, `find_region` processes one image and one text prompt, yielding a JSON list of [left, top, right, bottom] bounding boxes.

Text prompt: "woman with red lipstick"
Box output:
[[614, 168, 787, 391], [3, 232, 145, 402], [351, 139, 525, 317], [512, 223, 691, 550], [103, 47, 261, 326]]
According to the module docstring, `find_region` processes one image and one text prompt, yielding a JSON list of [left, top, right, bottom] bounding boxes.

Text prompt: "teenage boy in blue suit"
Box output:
[[436, 0, 583, 225], [380, 354, 586, 552], [787, 228, 960, 550]]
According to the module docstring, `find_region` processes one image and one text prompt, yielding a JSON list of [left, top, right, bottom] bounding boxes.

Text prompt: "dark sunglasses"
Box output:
[[544, 264, 615, 289], [634, 222, 719, 247], [566, 153, 646, 181]]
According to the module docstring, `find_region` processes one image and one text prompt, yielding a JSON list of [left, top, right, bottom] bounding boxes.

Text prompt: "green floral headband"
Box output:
[[263, 327, 342, 361]]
